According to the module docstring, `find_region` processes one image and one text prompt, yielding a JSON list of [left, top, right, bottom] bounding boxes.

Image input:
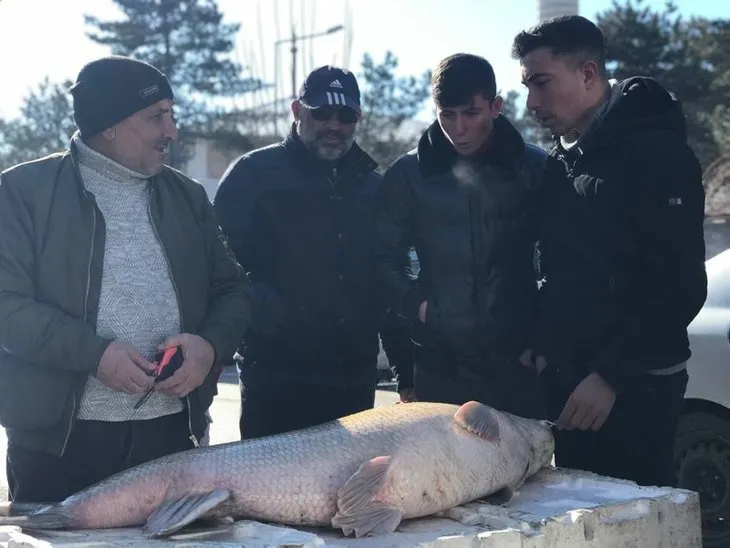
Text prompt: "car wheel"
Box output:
[[675, 412, 730, 548]]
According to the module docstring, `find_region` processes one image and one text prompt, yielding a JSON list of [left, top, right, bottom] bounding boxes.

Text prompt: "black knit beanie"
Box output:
[[70, 56, 174, 138]]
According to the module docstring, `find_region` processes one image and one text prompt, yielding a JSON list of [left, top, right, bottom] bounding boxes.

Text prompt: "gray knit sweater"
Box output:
[[74, 136, 184, 421]]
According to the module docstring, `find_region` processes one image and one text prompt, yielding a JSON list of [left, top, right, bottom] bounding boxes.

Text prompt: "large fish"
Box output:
[[0, 401, 554, 538]]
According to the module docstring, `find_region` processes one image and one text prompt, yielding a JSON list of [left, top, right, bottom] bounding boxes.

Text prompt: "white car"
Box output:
[[675, 248, 730, 547]]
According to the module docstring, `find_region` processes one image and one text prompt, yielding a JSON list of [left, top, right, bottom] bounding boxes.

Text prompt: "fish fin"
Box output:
[[453, 400, 500, 442], [143, 488, 231, 538], [0, 507, 71, 530], [0, 501, 52, 517], [332, 456, 403, 537], [514, 457, 531, 490], [336, 456, 392, 514], [480, 486, 516, 506], [332, 502, 402, 538], [481, 459, 531, 507]]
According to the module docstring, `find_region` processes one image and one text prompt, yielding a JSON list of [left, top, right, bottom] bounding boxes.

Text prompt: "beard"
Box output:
[[299, 127, 355, 162]]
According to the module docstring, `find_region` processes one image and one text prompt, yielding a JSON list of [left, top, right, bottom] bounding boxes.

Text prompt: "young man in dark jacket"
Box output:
[[0, 56, 251, 502], [214, 66, 413, 440], [376, 54, 548, 417], [512, 16, 707, 487]]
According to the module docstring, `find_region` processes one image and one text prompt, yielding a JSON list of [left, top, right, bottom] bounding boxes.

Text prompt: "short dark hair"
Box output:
[[432, 53, 497, 108], [511, 15, 607, 76]]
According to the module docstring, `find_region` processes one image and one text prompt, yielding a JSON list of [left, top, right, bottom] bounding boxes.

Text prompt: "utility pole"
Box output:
[[291, 25, 298, 99], [273, 24, 346, 134]]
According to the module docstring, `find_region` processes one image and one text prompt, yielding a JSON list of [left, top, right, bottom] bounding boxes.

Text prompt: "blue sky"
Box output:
[[0, 0, 724, 120]]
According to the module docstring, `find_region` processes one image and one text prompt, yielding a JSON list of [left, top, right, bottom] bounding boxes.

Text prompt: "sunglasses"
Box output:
[[307, 106, 359, 124]]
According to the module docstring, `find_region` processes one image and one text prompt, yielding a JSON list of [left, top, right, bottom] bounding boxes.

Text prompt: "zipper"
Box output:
[[60, 391, 77, 456], [61, 190, 98, 455], [147, 188, 199, 448], [81, 191, 97, 327], [333, 159, 361, 185], [570, 148, 584, 178], [327, 158, 366, 201], [186, 394, 200, 448], [557, 147, 584, 179]]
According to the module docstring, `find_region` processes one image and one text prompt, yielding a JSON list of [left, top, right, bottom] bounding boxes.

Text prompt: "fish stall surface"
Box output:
[[0, 400, 555, 539]]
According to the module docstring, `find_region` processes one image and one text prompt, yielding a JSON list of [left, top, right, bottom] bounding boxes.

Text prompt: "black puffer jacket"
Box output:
[[214, 128, 413, 386], [377, 115, 548, 372], [533, 77, 707, 392]]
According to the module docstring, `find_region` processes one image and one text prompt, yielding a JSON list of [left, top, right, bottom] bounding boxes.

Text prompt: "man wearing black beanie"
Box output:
[[69, 55, 176, 174], [0, 55, 252, 503]]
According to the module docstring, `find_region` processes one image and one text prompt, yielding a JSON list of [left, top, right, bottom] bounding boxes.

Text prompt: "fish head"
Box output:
[[452, 402, 555, 475], [523, 419, 556, 475], [502, 415, 556, 477]]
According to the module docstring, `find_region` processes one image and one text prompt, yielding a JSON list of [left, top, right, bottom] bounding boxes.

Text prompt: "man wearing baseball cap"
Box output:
[[0, 55, 251, 502], [215, 65, 413, 439]]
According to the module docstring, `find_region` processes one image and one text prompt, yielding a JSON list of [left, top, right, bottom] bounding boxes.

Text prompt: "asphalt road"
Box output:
[[0, 375, 400, 502]]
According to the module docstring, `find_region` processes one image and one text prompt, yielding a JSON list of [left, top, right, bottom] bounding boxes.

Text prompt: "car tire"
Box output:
[[675, 411, 730, 548]]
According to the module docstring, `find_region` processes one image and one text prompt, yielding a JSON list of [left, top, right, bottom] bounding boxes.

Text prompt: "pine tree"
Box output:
[[357, 51, 431, 169], [596, 0, 730, 168], [0, 78, 77, 169], [85, 0, 267, 164]]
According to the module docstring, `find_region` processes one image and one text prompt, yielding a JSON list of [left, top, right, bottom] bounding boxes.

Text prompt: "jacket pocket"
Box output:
[[0, 357, 75, 431]]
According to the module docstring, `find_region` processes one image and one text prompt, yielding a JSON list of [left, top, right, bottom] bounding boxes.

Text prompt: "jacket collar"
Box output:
[[283, 123, 378, 180], [416, 114, 528, 178], [67, 134, 173, 197]]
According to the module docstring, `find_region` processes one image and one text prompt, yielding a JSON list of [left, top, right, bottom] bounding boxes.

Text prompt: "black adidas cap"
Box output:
[[297, 65, 360, 110]]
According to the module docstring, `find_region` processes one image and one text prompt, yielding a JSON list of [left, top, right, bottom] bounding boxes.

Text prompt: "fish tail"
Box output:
[[0, 501, 52, 517], [0, 507, 73, 530]]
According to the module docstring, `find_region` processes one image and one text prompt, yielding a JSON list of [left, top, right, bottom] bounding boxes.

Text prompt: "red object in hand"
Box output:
[[133, 346, 184, 409], [152, 346, 184, 382]]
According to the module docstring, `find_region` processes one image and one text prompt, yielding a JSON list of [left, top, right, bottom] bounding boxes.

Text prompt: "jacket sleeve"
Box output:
[[213, 157, 258, 273], [195, 185, 253, 368], [531, 155, 564, 360], [213, 155, 286, 337], [376, 158, 423, 321], [0, 174, 112, 373], [592, 136, 707, 391]]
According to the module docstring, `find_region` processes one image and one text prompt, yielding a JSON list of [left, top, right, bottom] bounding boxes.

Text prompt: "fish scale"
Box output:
[[0, 401, 555, 539]]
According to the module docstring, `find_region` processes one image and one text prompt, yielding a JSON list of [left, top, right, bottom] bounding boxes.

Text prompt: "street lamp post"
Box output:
[[273, 24, 345, 134]]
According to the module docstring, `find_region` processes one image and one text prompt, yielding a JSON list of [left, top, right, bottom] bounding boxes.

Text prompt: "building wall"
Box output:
[[181, 138, 251, 202], [537, 0, 579, 21], [181, 135, 281, 202]]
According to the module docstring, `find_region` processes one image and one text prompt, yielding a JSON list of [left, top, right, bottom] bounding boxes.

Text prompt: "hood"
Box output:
[[588, 76, 688, 148], [416, 114, 527, 178]]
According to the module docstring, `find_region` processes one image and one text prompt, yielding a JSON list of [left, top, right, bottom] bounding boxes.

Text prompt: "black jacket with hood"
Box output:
[[533, 76, 708, 392], [377, 115, 548, 376]]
